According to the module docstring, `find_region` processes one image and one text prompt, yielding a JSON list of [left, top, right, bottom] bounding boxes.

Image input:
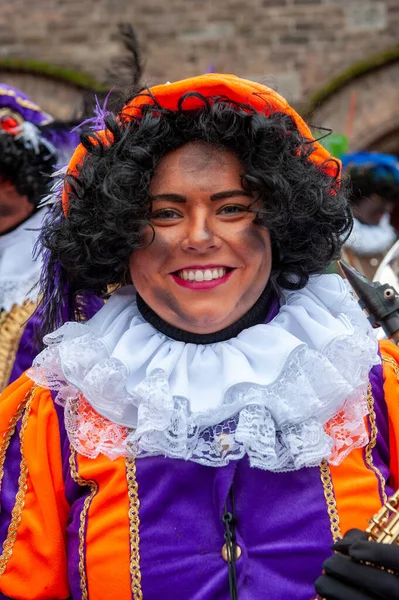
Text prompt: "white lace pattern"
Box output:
[[28, 274, 379, 471]]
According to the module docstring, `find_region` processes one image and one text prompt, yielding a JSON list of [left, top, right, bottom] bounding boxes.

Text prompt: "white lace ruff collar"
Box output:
[[28, 274, 379, 472], [0, 209, 46, 311]]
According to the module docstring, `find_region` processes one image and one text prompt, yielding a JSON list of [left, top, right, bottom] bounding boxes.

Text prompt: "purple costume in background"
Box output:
[[8, 312, 41, 384], [8, 294, 105, 386], [0, 85, 85, 390]]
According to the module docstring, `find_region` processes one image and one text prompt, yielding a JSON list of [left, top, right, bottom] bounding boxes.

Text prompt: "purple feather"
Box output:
[[72, 89, 114, 133]]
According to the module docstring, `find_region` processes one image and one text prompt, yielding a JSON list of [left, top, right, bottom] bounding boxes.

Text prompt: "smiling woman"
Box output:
[[1, 74, 398, 600], [129, 142, 272, 334], [37, 76, 350, 339]]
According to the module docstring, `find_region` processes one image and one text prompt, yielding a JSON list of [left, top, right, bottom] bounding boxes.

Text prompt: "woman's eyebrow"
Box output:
[[210, 190, 253, 201], [149, 190, 253, 203]]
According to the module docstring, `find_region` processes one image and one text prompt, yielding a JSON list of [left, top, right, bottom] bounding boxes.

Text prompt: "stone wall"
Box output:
[[1, 0, 398, 106], [310, 60, 399, 152]]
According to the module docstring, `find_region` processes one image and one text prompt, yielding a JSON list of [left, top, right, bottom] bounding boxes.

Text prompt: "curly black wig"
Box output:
[[38, 91, 352, 336], [0, 133, 57, 206]]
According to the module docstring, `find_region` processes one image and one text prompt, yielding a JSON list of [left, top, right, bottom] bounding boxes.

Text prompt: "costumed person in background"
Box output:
[[0, 85, 79, 392], [342, 152, 399, 279], [0, 24, 144, 394], [1, 74, 399, 600]]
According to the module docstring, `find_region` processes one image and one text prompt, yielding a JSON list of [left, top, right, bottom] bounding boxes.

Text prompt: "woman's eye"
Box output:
[[151, 209, 182, 220], [218, 204, 249, 215]]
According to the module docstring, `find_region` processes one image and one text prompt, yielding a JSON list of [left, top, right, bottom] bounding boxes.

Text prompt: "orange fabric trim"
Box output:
[[0, 377, 69, 599], [328, 385, 383, 538], [329, 445, 382, 536], [62, 73, 340, 213], [77, 452, 133, 598], [379, 340, 399, 489], [0, 387, 34, 577]]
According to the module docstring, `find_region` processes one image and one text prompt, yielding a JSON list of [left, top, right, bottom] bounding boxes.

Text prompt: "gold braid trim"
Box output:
[[69, 447, 98, 600], [126, 457, 143, 600], [320, 459, 341, 543], [0, 392, 30, 492], [383, 355, 399, 380], [0, 386, 35, 575], [0, 87, 45, 114], [364, 382, 388, 505], [0, 301, 37, 393]]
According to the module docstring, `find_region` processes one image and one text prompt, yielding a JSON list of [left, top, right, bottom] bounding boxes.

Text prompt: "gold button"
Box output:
[[221, 543, 242, 561]]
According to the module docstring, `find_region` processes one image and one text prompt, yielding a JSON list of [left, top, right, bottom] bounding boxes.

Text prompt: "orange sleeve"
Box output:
[[380, 340, 399, 490], [0, 374, 70, 599]]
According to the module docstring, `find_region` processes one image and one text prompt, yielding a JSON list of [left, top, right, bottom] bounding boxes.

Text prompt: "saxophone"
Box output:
[[366, 490, 399, 544], [340, 260, 399, 546]]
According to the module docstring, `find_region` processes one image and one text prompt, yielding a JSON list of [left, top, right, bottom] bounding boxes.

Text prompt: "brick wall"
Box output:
[[1, 0, 398, 100], [0, 0, 398, 144]]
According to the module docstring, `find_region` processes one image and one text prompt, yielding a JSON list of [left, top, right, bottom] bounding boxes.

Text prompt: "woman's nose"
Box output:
[[180, 214, 221, 252]]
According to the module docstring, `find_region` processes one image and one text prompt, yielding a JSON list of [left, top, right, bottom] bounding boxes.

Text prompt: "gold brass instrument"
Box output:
[[366, 489, 399, 544]]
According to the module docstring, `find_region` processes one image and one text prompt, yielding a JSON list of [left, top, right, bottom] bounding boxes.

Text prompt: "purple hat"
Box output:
[[0, 84, 52, 126]]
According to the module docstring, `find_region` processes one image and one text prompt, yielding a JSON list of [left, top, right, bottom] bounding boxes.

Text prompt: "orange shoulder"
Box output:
[[0, 374, 69, 599], [379, 340, 399, 488]]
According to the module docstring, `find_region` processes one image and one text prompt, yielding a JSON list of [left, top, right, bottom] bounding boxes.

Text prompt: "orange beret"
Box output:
[[62, 73, 340, 214]]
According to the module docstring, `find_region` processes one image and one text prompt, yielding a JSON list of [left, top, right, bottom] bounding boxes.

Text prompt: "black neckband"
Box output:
[[136, 284, 274, 344]]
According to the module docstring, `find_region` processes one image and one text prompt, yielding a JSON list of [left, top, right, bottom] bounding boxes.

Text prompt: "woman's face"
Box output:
[[129, 142, 272, 334]]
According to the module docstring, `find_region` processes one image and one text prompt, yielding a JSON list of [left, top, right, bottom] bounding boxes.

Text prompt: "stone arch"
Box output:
[[305, 50, 399, 155], [0, 60, 105, 121]]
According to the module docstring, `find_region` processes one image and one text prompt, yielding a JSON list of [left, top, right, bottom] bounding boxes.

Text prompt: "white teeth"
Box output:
[[177, 267, 228, 281], [195, 270, 204, 281]]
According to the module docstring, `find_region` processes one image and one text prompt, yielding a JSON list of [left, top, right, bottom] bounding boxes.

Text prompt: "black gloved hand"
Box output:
[[314, 528, 399, 600]]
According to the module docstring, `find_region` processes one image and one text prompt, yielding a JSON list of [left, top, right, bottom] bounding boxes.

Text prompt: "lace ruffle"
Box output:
[[28, 275, 379, 471]]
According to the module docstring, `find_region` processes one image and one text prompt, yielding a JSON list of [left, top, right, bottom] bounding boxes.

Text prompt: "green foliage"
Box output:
[[0, 57, 108, 91], [319, 133, 348, 158]]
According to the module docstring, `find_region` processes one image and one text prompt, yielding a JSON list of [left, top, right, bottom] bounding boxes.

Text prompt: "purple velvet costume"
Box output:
[[32, 362, 387, 600], [0, 282, 393, 599], [8, 312, 41, 384]]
